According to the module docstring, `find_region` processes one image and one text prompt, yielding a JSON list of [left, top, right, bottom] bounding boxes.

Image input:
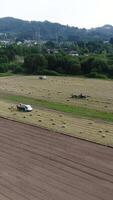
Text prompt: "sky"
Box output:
[[0, 0, 113, 28]]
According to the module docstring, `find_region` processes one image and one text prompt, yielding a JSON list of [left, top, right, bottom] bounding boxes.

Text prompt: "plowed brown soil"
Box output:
[[0, 117, 113, 200]]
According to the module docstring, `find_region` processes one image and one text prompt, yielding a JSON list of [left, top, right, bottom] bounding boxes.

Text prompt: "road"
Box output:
[[0, 117, 113, 200]]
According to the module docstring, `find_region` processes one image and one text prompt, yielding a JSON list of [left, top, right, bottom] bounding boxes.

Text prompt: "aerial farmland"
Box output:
[[0, 75, 113, 199], [1, 3, 113, 199], [0, 75, 113, 146]]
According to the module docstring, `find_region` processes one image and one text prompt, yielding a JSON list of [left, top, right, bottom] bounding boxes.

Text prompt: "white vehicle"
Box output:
[[17, 104, 33, 112], [38, 76, 47, 80]]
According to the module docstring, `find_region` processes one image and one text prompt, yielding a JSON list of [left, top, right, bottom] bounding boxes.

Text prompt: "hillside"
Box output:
[[0, 17, 113, 41]]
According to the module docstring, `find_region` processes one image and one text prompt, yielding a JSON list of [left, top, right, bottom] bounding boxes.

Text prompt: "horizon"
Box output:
[[0, 16, 113, 30], [1, 0, 113, 29]]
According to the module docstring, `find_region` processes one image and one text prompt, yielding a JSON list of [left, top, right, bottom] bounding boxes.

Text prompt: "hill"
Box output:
[[0, 17, 113, 41]]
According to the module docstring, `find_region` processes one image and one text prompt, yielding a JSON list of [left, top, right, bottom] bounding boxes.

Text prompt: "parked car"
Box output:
[[17, 104, 33, 112]]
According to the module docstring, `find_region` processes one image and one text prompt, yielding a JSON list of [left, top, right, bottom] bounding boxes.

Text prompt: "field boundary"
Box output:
[[1, 115, 113, 149]]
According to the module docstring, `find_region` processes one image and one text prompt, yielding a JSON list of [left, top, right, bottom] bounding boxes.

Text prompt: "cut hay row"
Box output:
[[0, 75, 113, 112], [0, 100, 113, 147]]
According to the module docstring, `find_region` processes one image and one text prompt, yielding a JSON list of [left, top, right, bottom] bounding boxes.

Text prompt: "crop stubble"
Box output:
[[0, 76, 113, 112]]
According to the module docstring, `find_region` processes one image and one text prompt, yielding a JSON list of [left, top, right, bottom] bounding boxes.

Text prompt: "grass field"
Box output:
[[0, 75, 113, 112], [0, 75, 113, 146]]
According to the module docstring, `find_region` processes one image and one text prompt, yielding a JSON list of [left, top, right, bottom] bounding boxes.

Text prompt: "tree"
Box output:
[[46, 54, 57, 70], [63, 55, 81, 74], [81, 56, 109, 75], [0, 63, 8, 73], [24, 54, 47, 74], [0, 55, 8, 63]]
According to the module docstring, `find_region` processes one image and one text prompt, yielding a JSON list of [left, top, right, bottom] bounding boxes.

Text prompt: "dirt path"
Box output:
[[0, 117, 113, 200]]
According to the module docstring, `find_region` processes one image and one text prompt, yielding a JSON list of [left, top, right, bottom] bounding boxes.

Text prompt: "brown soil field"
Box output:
[[1, 100, 113, 146], [0, 117, 113, 200], [0, 76, 113, 112]]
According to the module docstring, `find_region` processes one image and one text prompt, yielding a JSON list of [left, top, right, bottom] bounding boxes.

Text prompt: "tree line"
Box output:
[[23, 53, 113, 79], [1, 43, 113, 79]]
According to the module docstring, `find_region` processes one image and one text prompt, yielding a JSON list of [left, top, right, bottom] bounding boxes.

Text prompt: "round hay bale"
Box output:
[[105, 130, 109, 133], [62, 125, 66, 128], [99, 129, 103, 133], [104, 105, 108, 108], [102, 134, 106, 138], [79, 131, 83, 134], [88, 122, 93, 125], [52, 123, 56, 125]]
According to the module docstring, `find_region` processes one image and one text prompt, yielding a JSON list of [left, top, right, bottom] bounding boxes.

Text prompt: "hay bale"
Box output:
[[102, 134, 106, 138], [62, 125, 66, 128], [99, 129, 103, 133], [79, 131, 83, 134], [105, 130, 109, 133], [88, 122, 93, 125], [104, 105, 108, 108], [52, 123, 56, 125]]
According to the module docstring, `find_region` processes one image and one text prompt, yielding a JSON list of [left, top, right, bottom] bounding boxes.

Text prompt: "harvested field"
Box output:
[[1, 100, 113, 146], [0, 76, 113, 112], [0, 117, 113, 200]]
